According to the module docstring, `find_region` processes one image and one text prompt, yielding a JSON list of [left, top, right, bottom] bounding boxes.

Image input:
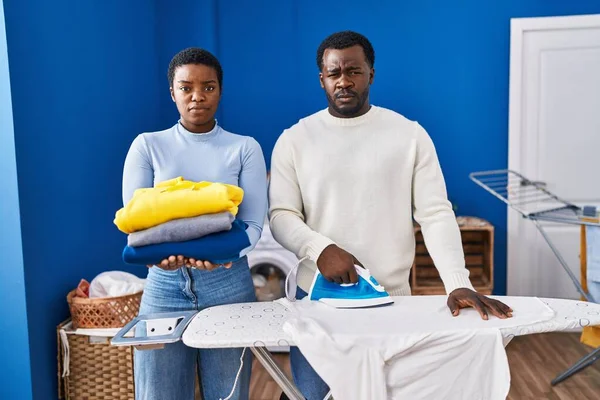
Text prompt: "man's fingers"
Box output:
[[483, 299, 513, 319], [340, 272, 351, 284], [473, 298, 489, 320], [224, 262, 233, 269], [481, 299, 506, 319], [447, 297, 460, 316], [348, 266, 358, 283], [176, 255, 185, 266], [352, 257, 364, 268], [333, 276, 343, 284], [500, 302, 514, 316]]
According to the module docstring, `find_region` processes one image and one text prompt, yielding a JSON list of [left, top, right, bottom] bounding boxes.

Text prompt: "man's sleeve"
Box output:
[[268, 133, 335, 262], [411, 123, 475, 293]]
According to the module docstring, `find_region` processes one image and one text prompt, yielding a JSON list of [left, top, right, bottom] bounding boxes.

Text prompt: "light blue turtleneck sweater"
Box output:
[[122, 121, 268, 256]]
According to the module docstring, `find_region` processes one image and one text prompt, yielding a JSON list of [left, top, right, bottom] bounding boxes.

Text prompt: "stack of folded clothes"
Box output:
[[114, 177, 250, 266]]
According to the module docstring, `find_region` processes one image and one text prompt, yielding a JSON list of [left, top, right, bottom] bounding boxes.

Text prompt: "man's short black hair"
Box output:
[[167, 47, 223, 88], [316, 31, 375, 70]]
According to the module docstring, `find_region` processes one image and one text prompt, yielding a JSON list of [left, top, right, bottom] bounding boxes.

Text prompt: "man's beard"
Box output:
[[326, 88, 369, 117]]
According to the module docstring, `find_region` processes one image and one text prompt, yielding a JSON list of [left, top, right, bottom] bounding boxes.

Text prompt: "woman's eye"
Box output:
[[205, 86, 215, 92], [179, 87, 190, 92]]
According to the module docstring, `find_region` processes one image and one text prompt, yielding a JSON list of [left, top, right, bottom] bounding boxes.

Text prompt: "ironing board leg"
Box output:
[[533, 220, 594, 302], [533, 220, 600, 385], [551, 346, 600, 385], [250, 347, 305, 400]]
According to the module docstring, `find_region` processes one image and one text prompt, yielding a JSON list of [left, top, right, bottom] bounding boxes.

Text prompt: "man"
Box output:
[[268, 30, 512, 400]]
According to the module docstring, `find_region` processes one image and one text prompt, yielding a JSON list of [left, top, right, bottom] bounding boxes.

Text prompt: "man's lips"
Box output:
[[336, 91, 357, 100]]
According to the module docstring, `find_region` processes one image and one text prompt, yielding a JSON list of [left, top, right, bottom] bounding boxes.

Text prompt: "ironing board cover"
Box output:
[[182, 296, 600, 349]]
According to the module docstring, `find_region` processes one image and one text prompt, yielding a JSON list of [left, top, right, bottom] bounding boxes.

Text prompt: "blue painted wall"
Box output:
[[3, 1, 600, 398], [155, 0, 221, 124], [0, 0, 33, 398], [215, 0, 600, 297], [3, 1, 164, 398]]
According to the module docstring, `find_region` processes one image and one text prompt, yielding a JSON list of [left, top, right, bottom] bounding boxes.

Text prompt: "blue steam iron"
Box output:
[[308, 265, 394, 309]]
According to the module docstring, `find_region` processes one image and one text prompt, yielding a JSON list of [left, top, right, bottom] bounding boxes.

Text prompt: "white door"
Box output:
[[508, 14, 600, 299]]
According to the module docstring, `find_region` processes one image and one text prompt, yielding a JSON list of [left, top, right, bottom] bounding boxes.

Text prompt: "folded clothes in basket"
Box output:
[[122, 219, 250, 266]]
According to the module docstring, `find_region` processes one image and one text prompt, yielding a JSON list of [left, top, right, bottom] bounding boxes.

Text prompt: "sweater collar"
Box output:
[[320, 105, 379, 127], [176, 119, 220, 141]]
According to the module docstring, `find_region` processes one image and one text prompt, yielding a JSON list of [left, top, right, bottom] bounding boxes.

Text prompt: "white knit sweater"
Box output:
[[268, 105, 474, 295]]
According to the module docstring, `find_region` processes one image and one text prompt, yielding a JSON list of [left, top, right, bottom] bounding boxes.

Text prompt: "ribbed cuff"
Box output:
[[305, 235, 336, 263], [388, 285, 412, 296], [442, 272, 475, 294]]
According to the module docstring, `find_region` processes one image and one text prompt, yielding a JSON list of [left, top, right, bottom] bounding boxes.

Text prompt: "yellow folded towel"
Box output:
[[114, 177, 244, 233]]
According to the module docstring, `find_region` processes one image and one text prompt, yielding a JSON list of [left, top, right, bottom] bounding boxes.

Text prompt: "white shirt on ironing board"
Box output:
[[281, 295, 555, 400], [268, 105, 474, 295]]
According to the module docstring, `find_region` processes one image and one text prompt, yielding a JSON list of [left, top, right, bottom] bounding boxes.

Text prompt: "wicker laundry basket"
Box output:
[[67, 289, 142, 329], [57, 319, 135, 400]]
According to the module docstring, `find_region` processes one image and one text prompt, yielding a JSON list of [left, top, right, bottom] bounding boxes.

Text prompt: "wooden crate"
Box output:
[[411, 216, 494, 295]]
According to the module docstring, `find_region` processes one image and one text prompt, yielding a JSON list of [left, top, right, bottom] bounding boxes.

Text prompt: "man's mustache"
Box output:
[[335, 90, 358, 99]]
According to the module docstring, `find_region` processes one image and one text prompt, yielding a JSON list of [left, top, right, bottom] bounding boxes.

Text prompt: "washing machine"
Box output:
[[247, 219, 298, 352]]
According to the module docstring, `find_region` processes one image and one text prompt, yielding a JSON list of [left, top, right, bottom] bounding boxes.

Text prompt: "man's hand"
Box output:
[[317, 244, 362, 284], [447, 288, 513, 320]]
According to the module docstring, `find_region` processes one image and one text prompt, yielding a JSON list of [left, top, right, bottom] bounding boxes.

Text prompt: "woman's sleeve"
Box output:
[[237, 137, 268, 256], [122, 134, 154, 206]]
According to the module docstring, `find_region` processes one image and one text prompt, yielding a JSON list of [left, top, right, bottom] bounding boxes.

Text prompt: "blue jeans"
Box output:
[[289, 288, 330, 400], [134, 257, 256, 400]]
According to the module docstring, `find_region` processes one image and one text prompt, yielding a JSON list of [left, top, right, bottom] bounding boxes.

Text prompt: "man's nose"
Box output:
[[337, 74, 353, 89]]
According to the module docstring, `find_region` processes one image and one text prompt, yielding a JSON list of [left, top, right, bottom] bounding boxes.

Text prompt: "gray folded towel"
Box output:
[[127, 212, 235, 247]]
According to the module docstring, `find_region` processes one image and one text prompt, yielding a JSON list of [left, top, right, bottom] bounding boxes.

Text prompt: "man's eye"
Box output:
[[179, 87, 190, 92], [205, 86, 215, 92]]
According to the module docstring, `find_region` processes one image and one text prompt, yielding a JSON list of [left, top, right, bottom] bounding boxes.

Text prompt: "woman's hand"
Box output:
[[187, 258, 233, 271], [147, 255, 187, 271]]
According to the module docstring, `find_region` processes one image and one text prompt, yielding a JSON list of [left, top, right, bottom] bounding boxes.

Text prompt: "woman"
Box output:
[[122, 47, 267, 400]]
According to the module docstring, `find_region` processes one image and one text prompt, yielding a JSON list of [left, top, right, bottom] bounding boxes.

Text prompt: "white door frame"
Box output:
[[507, 13, 600, 295]]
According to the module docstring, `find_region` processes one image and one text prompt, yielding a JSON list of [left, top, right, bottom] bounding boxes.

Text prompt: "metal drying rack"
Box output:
[[469, 169, 600, 385]]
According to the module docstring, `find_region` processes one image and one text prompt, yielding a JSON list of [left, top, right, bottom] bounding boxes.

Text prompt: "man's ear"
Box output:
[[369, 68, 375, 85], [170, 87, 175, 102], [319, 73, 325, 89]]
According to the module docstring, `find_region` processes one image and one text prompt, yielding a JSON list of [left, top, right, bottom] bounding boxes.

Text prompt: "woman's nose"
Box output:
[[191, 90, 206, 102]]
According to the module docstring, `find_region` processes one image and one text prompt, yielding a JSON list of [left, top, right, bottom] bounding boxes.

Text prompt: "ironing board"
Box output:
[[112, 296, 600, 400]]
